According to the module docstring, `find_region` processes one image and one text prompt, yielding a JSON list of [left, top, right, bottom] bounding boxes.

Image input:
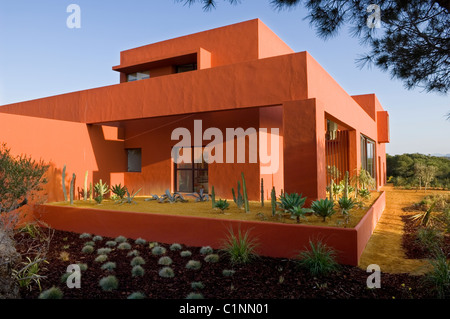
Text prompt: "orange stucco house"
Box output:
[[0, 19, 389, 204]]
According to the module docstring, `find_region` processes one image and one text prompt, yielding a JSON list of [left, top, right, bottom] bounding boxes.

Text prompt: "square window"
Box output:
[[127, 149, 141, 172]]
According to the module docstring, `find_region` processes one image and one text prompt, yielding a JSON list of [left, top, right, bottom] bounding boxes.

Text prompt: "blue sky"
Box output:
[[0, 0, 448, 156]]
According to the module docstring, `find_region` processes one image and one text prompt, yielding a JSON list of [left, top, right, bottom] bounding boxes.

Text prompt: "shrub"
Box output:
[[135, 238, 147, 245], [159, 267, 175, 278], [170, 243, 182, 251], [99, 275, 119, 291], [38, 287, 63, 299], [60, 272, 71, 284], [131, 265, 145, 277], [130, 256, 146, 266], [416, 227, 443, 252], [222, 269, 236, 277], [81, 245, 94, 254], [111, 183, 127, 200], [191, 281, 204, 290], [101, 262, 117, 271], [186, 293, 204, 299], [93, 235, 103, 242], [158, 256, 173, 266], [127, 250, 140, 257], [200, 246, 214, 255], [204, 254, 220, 263], [79, 233, 91, 239], [95, 254, 108, 263], [186, 260, 201, 270], [311, 198, 336, 222], [296, 240, 340, 277], [78, 263, 88, 271], [180, 250, 192, 258], [221, 228, 259, 265], [115, 235, 127, 243], [128, 292, 145, 299], [278, 192, 307, 213], [84, 241, 95, 247], [214, 199, 229, 213], [151, 246, 167, 256], [97, 248, 112, 255], [425, 251, 450, 299], [105, 240, 117, 247], [117, 242, 132, 250]]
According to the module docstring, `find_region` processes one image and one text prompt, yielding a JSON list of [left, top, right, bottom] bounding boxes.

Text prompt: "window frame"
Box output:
[[173, 146, 208, 193], [127, 148, 142, 173], [360, 134, 376, 180]]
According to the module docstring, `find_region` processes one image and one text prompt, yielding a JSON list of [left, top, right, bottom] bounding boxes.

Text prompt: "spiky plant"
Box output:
[[191, 282, 204, 290], [111, 183, 127, 200], [204, 254, 220, 263], [97, 248, 112, 255], [105, 240, 117, 247], [425, 250, 450, 299], [278, 192, 307, 213], [199, 246, 213, 255], [84, 241, 95, 247], [222, 269, 236, 277], [94, 179, 109, 204], [93, 235, 103, 242], [131, 265, 145, 277], [38, 287, 63, 299], [311, 198, 336, 222], [101, 262, 116, 271], [186, 260, 202, 270], [180, 250, 192, 258], [128, 292, 146, 299], [117, 242, 132, 250], [158, 267, 175, 278], [221, 228, 259, 265], [186, 292, 204, 299], [170, 243, 182, 251], [296, 240, 340, 277], [158, 256, 173, 266], [77, 263, 88, 271], [95, 254, 108, 263], [214, 199, 229, 213], [288, 206, 313, 223], [127, 250, 140, 257], [79, 233, 91, 239], [135, 238, 147, 245], [114, 235, 127, 243], [338, 196, 357, 223], [81, 245, 94, 254], [99, 275, 119, 291], [130, 256, 146, 267], [151, 246, 167, 256]]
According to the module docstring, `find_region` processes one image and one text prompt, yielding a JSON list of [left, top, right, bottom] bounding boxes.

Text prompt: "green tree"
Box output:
[[178, 0, 450, 93]]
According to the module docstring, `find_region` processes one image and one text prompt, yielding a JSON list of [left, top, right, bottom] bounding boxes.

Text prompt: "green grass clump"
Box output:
[[425, 251, 450, 299], [79, 233, 91, 239], [222, 269, 236, 277], [127, 250, 140, 257], [81, 245, 94, 254], [180, 250, 192, 258], [170, 243, 183, 251], [186, 292, 204, 299], [99, 275, 119, 291], [101, 262, 117, 271], [131, 265, 145, 277], [128, 292, 146, 299], [158, 267, 175, 278], [158, 256, 173, 266], [105, 240, 117, 247], [93, 235, 103, 242], [84, 241, 95, 247], [130, 256, 146, 266], [97, 248, 112, 255], [78, 263, 88, 271], [151, 246, 167, 256], [204, 254, 220, 263], [60, 272, 71, 284], [117, 242, 132, 250], [38, 287, 63, 299], [135, 238, 147, 245], [191, 281, 204, 290], [221, 228, 259, 265], [115, 235, 127, 243], [417, 227, 443, 252], [186, 260, 201, 270], [296, 240, 340, 277], [200, 246, 213, 255], [95, 254, 108, 263]]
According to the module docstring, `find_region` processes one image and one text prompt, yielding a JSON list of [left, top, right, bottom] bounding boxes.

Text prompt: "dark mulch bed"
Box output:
[[14, 229, 436, 299], [401, 215, 450, 259]]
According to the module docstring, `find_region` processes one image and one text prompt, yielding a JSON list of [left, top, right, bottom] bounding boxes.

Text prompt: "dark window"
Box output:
[[127, 148, 142, 172], [176, 63, 197, 74], [174, 146, 208, 193], [360, 135, 376, 180]]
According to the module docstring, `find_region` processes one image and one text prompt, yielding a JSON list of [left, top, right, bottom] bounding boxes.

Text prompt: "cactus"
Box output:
[[70, 173, 76, 205], [344, 171, 349, 199], [62, 165, 67, 201], [260, 178, 264, 207], [330, 179, 334, 202], [231, 181, 244, 209], [84, 171, 88, 201], [94, 179, 109, 204], [241, 172, 249, 212], [271, 186, 276, 217], [211, 186, 216, 208]]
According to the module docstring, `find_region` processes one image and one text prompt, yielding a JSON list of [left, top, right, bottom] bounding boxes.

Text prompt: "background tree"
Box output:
[[178, 0, 450, 93]]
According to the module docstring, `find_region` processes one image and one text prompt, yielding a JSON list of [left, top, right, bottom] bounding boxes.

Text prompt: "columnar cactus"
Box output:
[[62, 165, 67, 201], [344, 171, 349, 199], [211, 186, 216, 208], [271, 186, 276, 217], [70, 173, 75, 205], [241, 172, 249, 212], [232, 181, 244, 209], [260, 178, 264, 207]]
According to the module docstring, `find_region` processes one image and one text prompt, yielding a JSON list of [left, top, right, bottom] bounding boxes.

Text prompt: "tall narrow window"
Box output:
[[127, 148, 142, 172], [360, 135, 376, 179], [174, 146, 208, 193]]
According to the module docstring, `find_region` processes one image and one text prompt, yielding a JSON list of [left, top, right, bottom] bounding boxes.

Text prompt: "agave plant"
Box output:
[[214, 199, 229, 213], [338, 196, 356, 224], [358, 188, 371, 200], [119, 188, 142, 205], [187, 189, 210, 202], [288, 206, 314, 223], [94, 180, 109, 204], [111, 184, 127, 200], [277, 192, 307, 213], [311, 198, 336, 222], [158, 189, 187, 203]]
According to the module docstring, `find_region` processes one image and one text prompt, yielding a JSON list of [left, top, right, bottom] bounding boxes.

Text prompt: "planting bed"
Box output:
[[15, 228, 432, 299]]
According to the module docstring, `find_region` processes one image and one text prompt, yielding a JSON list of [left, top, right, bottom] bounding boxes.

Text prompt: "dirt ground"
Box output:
[[358, 184, 449, 275]]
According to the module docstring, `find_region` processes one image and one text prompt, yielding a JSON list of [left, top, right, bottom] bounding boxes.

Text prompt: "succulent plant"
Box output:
[[170, 243, 182, 251], [97, 248, 112, 255], [128, 292, 145, 299], [131, 265, 145, 277], [117, 242, 132, 250], [135, 238, 147, 245], [93, 235, 103, 242], [84, 241, 95, 247], [95, 254, 108, 263], [158, 189, 188, 203], [191, 282, 204, 290], [79, 233, 91, 239], [99, 275, 119, 291], [151, 246, 167, 256], [311, 198, 336, 222], [105, 241, 117, 247], [158, 267, 175, 278], [186, 292, 204, 299], [101, 262, 117, 271], [204, 254, 220, 263], [77, 263, 88, 271], [214, 199, 229, 213], [180, 250, 192, 258], [158, 256, 173, 266], [186, 260, 201, 270], [130, 256, 146, 266], [222, 269, 236, 277], [200, 246, 213, 255], [187, 189, 210, 202], [114, 235, 127, 243], [111, 183, 127, 200], [38, 287, 63, 299], [127, 250, 140, 257], [81, 245, 94, 254]]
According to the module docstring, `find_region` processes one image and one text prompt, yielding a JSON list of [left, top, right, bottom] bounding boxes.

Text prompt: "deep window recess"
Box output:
[[127, 71, 150, 82], [175, 63, 197, 74], [360, 135, 376, 180], [174, 146, 208, 193], [127, 149, 142, 172]]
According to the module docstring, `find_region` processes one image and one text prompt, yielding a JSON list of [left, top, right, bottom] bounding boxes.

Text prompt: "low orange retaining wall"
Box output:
[[34, 191, 385, 266]]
